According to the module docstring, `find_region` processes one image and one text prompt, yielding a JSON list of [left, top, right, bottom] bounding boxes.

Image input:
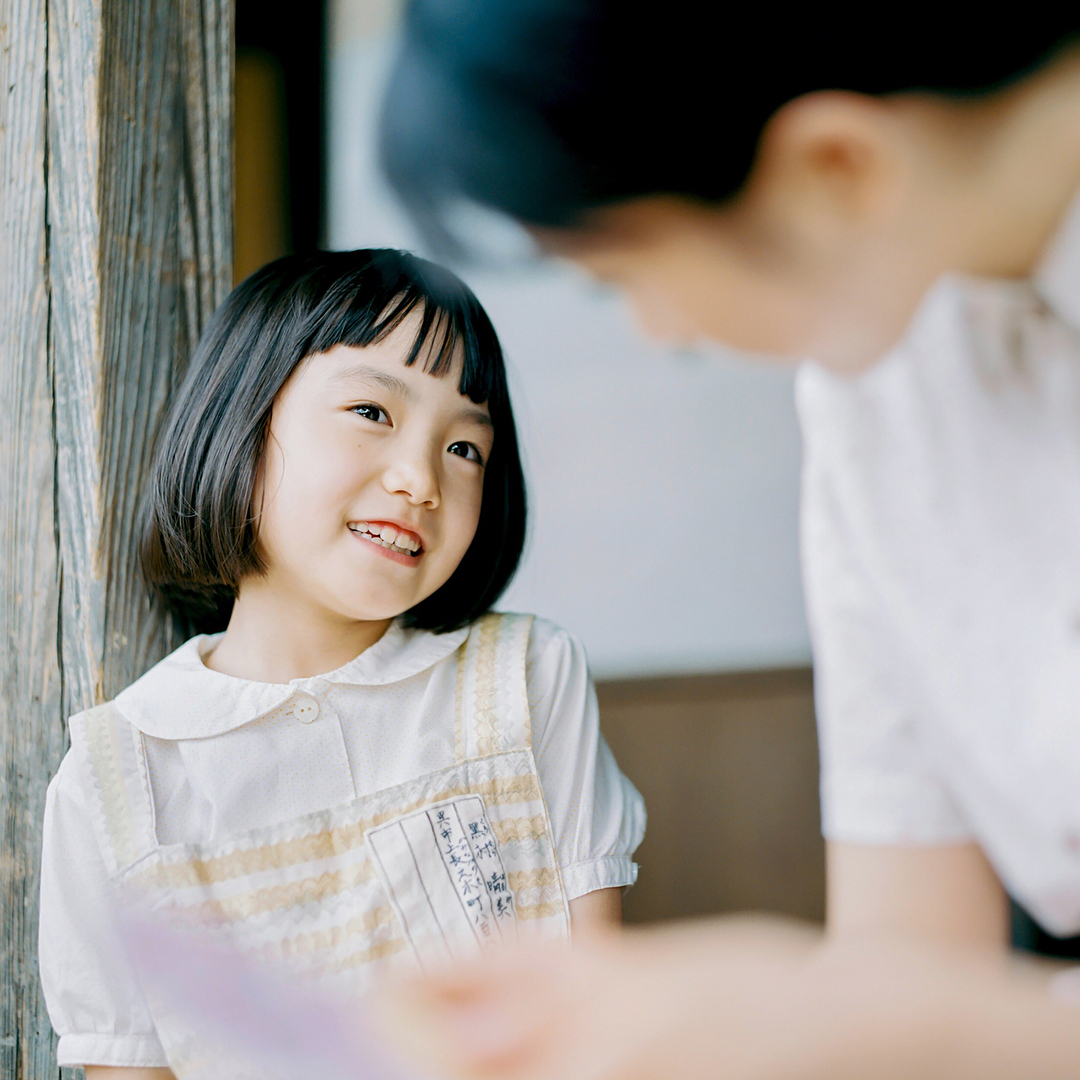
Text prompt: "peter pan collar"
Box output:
[[111, 619, 469, 740]]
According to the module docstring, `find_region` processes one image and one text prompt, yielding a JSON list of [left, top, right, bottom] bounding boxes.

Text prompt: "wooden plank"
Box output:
[[49, 0, 233, 709], [597, 669, 825, 925], [596, 665, 814, 708], [0, 2, 66, 1075], [0, 0, 232, 1075]]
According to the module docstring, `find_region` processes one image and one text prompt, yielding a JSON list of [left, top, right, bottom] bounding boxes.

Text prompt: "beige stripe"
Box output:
[[515, 901, 565, 921], [144, 824, 371, 888], [453, 639, 467, 763], [507, 867, 557, 890], [518, 616, 534, 750], [513, 886, 564, 908], [258, 906, 396, 963], [468, 774, 541, 805], [491, 814, 548, 844], [473, 613, 502, 756], [314, 936, 408, 976], [180, 861, 375, 921], [140, 775, 541, 889], [84, 708, 140, 869]]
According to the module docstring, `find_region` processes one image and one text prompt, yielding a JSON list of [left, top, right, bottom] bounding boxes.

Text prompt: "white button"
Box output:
[[290, 695, 320, 724]]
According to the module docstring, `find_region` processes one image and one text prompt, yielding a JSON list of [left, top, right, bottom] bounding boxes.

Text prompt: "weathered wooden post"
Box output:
[[0, 0, 232, 1074]]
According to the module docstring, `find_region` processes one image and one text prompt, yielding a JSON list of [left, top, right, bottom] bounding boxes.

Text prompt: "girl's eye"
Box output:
[[448, 441, 484, 465], [352, 403, 389, 424]]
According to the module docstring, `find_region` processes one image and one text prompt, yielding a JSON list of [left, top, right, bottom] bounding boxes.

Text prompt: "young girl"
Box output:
[[38, 249, 645, 1079]]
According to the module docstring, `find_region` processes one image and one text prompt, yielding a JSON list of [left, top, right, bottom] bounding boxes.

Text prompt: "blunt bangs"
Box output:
[[140, 248, 526, 636], [302, 252, 501, 406]]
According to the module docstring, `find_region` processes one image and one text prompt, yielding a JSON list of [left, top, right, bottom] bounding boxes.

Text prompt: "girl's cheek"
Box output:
[[315, 449, 372, 499], [443, 478, 482, 545], [465, 488, 486, 543]]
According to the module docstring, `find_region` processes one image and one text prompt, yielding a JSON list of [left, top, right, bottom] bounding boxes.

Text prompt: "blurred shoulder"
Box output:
[[796, 274, 1073, 460]]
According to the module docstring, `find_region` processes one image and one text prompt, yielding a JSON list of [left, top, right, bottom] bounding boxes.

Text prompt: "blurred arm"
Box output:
[[375, 912, 1080, 1080], [569, 887, 622, 933], [827, 840, 1009, 951]]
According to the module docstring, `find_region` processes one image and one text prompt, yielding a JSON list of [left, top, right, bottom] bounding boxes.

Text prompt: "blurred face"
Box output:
[[541, 92, 1009, 374], [250, 319, 493, 625], [547, 194, 939, 373]]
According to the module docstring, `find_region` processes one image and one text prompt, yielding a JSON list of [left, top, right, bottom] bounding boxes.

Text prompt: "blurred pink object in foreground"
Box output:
[[120, 908, 423, 1080]]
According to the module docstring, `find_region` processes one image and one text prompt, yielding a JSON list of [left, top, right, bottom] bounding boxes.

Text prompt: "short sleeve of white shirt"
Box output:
[[798, 388, 972, 845], [39, 754, 169, 1068], [526, 618, 646, 899], [797, 284, 980, 846]]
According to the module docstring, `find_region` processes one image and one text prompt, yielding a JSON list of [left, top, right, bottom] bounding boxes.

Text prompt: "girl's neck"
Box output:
[[204, 580, 392, 683]]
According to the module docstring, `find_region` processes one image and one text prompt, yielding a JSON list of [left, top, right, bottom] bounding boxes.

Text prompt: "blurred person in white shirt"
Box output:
[[376, 5, 1080, 1078]]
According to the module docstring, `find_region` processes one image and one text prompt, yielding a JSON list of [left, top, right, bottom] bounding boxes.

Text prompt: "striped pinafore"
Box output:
[[67, 613, 570, 1078]]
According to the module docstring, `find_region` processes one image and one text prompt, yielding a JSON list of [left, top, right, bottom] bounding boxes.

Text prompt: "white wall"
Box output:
[[326, 10, 811, 676]]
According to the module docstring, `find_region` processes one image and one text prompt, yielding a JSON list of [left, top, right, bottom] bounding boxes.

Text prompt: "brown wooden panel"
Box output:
[[597, 668, 825, 925]]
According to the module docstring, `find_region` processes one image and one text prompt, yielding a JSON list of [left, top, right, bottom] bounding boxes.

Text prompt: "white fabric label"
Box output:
[[367, 796, 517, 971]]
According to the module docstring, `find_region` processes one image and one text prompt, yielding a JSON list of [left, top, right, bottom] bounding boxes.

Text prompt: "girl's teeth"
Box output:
[[351, 522, 420, 554]]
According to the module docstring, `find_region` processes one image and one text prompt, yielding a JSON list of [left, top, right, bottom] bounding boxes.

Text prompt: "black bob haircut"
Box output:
[[141, 248, 526, 635], [380, 1, 1079, 249]]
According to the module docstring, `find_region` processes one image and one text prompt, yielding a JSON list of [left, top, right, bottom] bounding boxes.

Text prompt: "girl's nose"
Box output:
[[382, 446, 440, 508]]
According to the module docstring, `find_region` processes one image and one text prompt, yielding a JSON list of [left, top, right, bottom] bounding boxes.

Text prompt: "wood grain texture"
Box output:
[[0, 4, 67, 1076], [2, 0, 232, 1075], [597, 668, 825, 925], [50, 0, 233, 710]]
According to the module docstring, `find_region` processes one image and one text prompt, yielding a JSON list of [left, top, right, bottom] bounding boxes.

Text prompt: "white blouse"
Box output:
[[799, 190, 1080, 934], [40, 615, 645, 1068]]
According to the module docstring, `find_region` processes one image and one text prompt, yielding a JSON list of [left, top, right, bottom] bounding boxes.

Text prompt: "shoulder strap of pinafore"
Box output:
[[68, 701, 158, 876], [454, 612, 534, 762]]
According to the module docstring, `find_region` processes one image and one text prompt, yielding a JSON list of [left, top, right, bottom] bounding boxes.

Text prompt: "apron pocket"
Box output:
[[367, 795, 517, 971]]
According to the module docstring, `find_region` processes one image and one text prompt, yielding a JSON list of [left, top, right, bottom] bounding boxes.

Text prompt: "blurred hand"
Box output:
[[373, 914, 1080, 1080]]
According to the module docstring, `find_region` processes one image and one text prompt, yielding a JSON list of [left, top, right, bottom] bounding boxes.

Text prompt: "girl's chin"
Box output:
[[324, 605, 407, 628], [321, 585, 421, 626]]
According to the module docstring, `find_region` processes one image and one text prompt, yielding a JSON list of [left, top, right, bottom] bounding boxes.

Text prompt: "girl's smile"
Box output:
[[347, 519, 425, 563]]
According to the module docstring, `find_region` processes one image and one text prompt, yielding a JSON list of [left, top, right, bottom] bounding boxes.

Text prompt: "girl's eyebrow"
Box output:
[[456, 406, 494, 430], [331, 363, 412, 398], [334, 362, 493, 428]]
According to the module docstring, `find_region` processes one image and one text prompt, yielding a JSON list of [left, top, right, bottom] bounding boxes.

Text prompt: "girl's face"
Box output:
[[250, 317, 494, 626]]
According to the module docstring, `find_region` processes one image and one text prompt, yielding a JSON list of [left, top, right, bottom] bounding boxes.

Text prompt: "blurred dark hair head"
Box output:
[[141, 248, 526, 635], [379, 2, 1078, 249]]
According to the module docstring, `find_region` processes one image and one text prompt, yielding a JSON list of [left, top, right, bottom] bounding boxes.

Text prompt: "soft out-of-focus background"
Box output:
[[236, 0, 824, 924]]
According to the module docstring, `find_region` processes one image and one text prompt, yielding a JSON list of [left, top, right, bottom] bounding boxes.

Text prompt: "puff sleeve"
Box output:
[[38, 751, 168, 1068], [526, 619, 646, 899]]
